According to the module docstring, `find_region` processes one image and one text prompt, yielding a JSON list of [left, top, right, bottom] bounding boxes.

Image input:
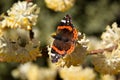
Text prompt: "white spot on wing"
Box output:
[[51, 53, 56, 57], [61, 20, 66, 23], [67, 20, 69, 23]]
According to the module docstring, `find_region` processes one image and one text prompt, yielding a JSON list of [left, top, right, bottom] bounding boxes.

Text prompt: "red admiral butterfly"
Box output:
[[50, 14, 78, 63]]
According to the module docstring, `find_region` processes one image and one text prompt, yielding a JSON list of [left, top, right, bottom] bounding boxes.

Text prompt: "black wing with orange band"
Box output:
[[50, 14, 78, 63]]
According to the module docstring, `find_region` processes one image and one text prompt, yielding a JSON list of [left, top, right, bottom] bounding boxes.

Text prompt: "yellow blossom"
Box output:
[[45, 0, 75, 12], [0, 28, 41, 63], [12, 62, 57, 80], [101, 22, 120, 48], [0, 1, 40, 30], [59, 66, 96, 80], [92, 22, 120, 74], [101, 74, 115, 80]]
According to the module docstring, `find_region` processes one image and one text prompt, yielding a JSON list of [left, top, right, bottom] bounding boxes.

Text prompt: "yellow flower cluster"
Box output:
[[59, 66, 96, 80], [0, 1, 41, 63], [101, 74, 115, 80], [0, 1, 40, 30], [12, 62, 116, 80], [92, 22, 120, 74], [12, 62, 57, 80], [45, 0, 75, 12]]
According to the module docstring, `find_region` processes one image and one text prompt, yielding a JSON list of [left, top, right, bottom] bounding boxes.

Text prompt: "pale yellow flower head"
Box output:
[[101, 74, 115, 80], [59, 66, 96, 80], [12, 62, 57, 80], [101, 22, 120, 48], [45, 0, 75, 12], [92, 22, 120, 74], [0, 28, 41, 63], [1, 1, 40, 30]]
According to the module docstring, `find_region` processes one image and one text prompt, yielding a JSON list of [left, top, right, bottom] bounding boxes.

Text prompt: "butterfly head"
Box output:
[[59, 14, 74, 27]]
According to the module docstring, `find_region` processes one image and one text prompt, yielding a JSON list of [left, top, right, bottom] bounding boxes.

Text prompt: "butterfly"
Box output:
[[50, 14, 78, 63]]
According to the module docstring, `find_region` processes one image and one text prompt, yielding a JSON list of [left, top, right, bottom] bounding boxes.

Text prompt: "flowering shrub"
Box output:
[[1, 0, 120, 80]]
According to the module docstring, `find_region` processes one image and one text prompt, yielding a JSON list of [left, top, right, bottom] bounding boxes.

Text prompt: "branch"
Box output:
[[89, 45, 118, 54], [26, 0, 33, 2]]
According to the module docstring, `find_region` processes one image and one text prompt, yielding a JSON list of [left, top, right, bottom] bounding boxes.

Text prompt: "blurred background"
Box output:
[[0, 0, 120, 80]]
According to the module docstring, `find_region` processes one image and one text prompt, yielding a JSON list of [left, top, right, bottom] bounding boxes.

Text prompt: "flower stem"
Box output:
[[26, 0, 33, 2], [89, 45, 117, 54]]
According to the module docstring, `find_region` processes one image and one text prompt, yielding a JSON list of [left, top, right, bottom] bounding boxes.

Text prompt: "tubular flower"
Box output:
[[0, 1, 40, 30], [45, 0, 75, 12], [0, 28, 41, 63], [92, 22, 120, 74]]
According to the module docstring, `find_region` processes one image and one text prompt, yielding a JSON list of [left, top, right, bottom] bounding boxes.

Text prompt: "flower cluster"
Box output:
[[12, 62, 115, 80], [45, 0, 75, 12], [0, 1, 41, 63], [59, 66, 96, 80], [101, 74, 115, 80], [92, 22, 120, 74], [0, 1, 40, 30], [12, 62, 57, 80]]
